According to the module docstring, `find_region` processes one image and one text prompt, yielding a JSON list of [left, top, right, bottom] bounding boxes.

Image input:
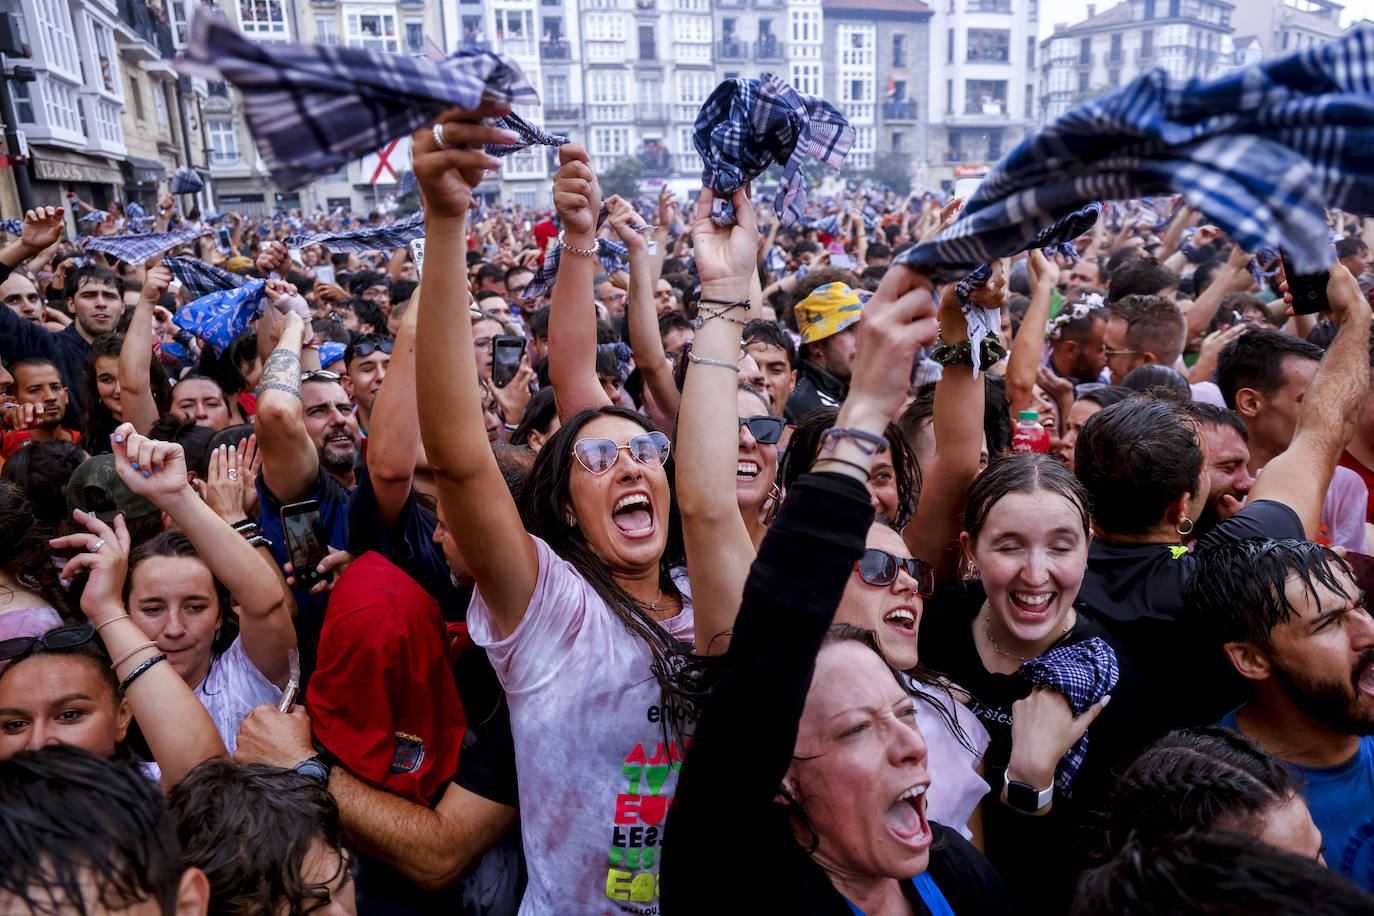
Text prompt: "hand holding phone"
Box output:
[[281, 500, 329, 590], [1279, 249, 1330, 315], [491, 335, 527, 388]]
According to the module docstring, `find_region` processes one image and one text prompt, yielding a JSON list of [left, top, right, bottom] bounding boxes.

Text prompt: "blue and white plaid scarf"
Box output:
[[170, 166, 204, 195], [693, 73, 854, 227], [281, 210, 425, 253], [1018, 636, 1119, 797], [517, 237, 629, 301], [164, 256, 249, 299], [172, 280, 267, 355], [81, 228, 208, 264], [177, 8, 540, 190], [896, 28, 1374, 284]]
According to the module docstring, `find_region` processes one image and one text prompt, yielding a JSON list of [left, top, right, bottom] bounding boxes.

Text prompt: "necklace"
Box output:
[[983, 610, 1074, 662], [639, 586, 665, 612]]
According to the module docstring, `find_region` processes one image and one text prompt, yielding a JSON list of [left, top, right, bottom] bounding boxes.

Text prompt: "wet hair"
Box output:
[[782, 406, 918, 529], [206, 423, 254, 454], [1108, 294, 1187, 366], [341, 296, 387, 334], [1214, 328, 1323, 411], [1335, 237, 1368, 261], [0, 479, 72, 618], [1186, 538, 1351, 653], [1121, 363, 1191, 395], [509, 386, 558, 448], [126, 531, 238, 660], [1101, 727, 1299, 855], [964, 453, 1091, 543], [1188, 402, 1249, 443], [68, 263, 126, 302], [491, 441, 535, 502], [169, 759, 347, 916], [0, 746, 184, 916], [595, 346, 622, 383], [1107, 256, 1179, 301], [1075, 396, 1203, 535], [348, 270, 388, 295], [344, 332, 394, 369], [516, 406, 696, 728], [742, 318, 797, 369], [1078, 385, 1134, 410], [1072, 829, 1374, 915], [474, 263, 507, 289], [83, 332, 170, 446], [390, 278, 417, 306]]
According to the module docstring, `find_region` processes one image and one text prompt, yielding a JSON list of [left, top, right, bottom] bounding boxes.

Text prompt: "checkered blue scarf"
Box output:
[[177, 8, 540, 190], [281, 210, 425, 253], [81, 228, 208, 264], [170, 166, 204, 195], [517, 237, 629, 301], [172, 280, 267, 355], [488, 112, 569, 156], [1018, 636, 1119, 797], [896, 28, 1374, 284], [0, 219, 20, 236], [164, 256, 249, 299], [693, 73, 854, 227]]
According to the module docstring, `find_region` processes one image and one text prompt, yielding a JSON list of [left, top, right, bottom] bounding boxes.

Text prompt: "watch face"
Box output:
[[1007, 780, 1045, 812]]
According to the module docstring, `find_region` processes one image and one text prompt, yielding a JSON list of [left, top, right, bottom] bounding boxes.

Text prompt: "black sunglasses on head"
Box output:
[[349, 339, 394, 359], [738, 415, 786, 445], [855, 549, 934, 597], [0, 624, 97, 663]]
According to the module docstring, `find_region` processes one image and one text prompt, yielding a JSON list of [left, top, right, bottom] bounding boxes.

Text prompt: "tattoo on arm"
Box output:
[[258, 348, 302, 399]]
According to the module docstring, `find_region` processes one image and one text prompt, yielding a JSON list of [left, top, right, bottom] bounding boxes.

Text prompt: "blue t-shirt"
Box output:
[[1220, 709, 1374, 889]]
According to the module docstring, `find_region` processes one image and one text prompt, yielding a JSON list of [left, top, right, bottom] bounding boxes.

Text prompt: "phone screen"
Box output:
[[830, 253, 857, 270], [315, 264, 336, 285], [216, 228, 232, 251], [280, 501, 329, 588], [491, 335, 526, 389], [1279, 250, 1330, 315]]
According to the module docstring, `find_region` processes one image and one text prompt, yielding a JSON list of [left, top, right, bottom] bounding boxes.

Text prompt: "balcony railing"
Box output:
[[498, 37, 536, 57], [545, 105, 581, 120], [963, 99, 1007, 116], [882, 100, 919, 120], [718, 38, 746, 59], [116, 0, 175, 58], [635, 103, 666, 122], [540, 39, 570, 59], [637, 150, 671, 175], [754, 38, 783, 60]]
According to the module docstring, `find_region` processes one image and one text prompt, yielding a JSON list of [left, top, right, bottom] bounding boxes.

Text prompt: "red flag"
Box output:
[[884, 75, 897, 102]]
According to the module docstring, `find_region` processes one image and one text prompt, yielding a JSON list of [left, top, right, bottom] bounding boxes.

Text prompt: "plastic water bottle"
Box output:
[[1012, 410, 1051, 455]]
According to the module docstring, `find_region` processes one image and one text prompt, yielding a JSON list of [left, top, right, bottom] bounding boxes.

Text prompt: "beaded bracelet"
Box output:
[[685, 350, 739, 371], [931, 336, 1008, 371], [819, 427, 890, 455], [558, 230, 598, 258], [691, 301, 750, 329], [119, 653, 168, 692]]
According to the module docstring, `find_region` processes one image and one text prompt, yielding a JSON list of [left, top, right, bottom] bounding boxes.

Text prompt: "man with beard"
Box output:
[[1187, 538, 1374, 891], [254, 309, 362, 662], [0, 208, 123, 428], [1, 357, 80, 457], [1188, 402, 1253, 540], [1045, 299, 1109, 390]]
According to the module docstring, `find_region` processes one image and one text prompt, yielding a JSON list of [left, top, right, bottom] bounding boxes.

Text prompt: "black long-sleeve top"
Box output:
[[662, 472, 1011, 915]]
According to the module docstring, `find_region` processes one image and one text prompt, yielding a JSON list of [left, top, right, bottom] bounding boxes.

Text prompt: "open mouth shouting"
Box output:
[[611, 492, 655, 538], [883, 605, 919, 638], [1009, 590, 1056, 623], [883, 783, 932, 851], [737, 460, 759, 482]]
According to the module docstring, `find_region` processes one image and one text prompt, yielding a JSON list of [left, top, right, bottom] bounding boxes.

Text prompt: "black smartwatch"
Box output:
[[294, 755, 332, 787], [1004, 771, 1053, 813]]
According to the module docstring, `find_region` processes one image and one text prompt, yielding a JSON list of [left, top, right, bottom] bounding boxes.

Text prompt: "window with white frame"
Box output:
[[208, 119, 239, 165], [838, 25, 874, 67], [316, 16, 338, 45], [677, 72, 710, 104], [674, 0, 707, 10], [41, 81, 80, 133], [592, 126, 630, 159], [168, 0, 190, 43], [788, 63, 820, 95], [34, 0, 78, 79], [238, 0, 288, 37], [544, 73, 570, 107], [153, 82, 169, 126], [346, 9, 398, 52], [514, 190, 537, 208], [405, 19, 424, 54], [585, 13, 626, 41], [789, 9, 819, 43], [90, 20, 118, 94], [673, 16, 710, 43], [590, 72, 627, 103]]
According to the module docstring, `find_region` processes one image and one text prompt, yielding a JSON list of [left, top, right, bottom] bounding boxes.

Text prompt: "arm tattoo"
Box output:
[[258, 348, 302, 399]]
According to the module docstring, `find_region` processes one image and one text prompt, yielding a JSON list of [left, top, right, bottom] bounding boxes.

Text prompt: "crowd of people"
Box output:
[[3, 91, 1374, 916]]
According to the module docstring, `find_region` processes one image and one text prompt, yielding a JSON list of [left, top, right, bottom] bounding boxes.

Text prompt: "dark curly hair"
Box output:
[[0, 480, 73, 620], [781, 405, 919, 529], [169, 759, 348, 916]]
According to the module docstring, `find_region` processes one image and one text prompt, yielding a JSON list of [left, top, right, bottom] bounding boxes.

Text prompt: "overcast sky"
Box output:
[[1037, 0, 1374, 40]]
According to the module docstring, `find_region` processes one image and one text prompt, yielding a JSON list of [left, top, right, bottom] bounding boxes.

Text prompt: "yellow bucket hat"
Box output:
[[795, 282, 864, 345]]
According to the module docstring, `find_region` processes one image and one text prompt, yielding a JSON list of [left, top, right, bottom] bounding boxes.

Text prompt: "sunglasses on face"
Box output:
[[573, 431, 672, 475], [0, 624, 97, 663], [855, 548, 934, 596], [739, 415, 786, 445], [350, 339, 394, 359]]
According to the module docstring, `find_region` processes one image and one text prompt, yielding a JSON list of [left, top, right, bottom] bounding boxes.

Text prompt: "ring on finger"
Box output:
[[227, 469, 239, 481], [432, 123, 449, 151], [91, 538, 107, 553]]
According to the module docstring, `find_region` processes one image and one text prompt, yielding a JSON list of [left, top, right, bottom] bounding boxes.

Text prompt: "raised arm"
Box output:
[[54, 509, 227, 786], [1005, 252, 1049, 416], [676, 188, 759, 655], [413, 108, 540, 638], [1184, 243, 1251, 341], [1246, 262, 1372, 536], [612, 197, 680, 421], [904, 287, 988, 581], [546, 143, 612, 421], [366, 281, 421, 528], [117, 264, 169, 435], [253, 312, 319, 503], [111, 424, 295, 687]]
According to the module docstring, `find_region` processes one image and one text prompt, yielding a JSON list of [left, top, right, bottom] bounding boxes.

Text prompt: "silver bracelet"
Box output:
[[558, 230, 598, 258], [685, 350, 739, 371]]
